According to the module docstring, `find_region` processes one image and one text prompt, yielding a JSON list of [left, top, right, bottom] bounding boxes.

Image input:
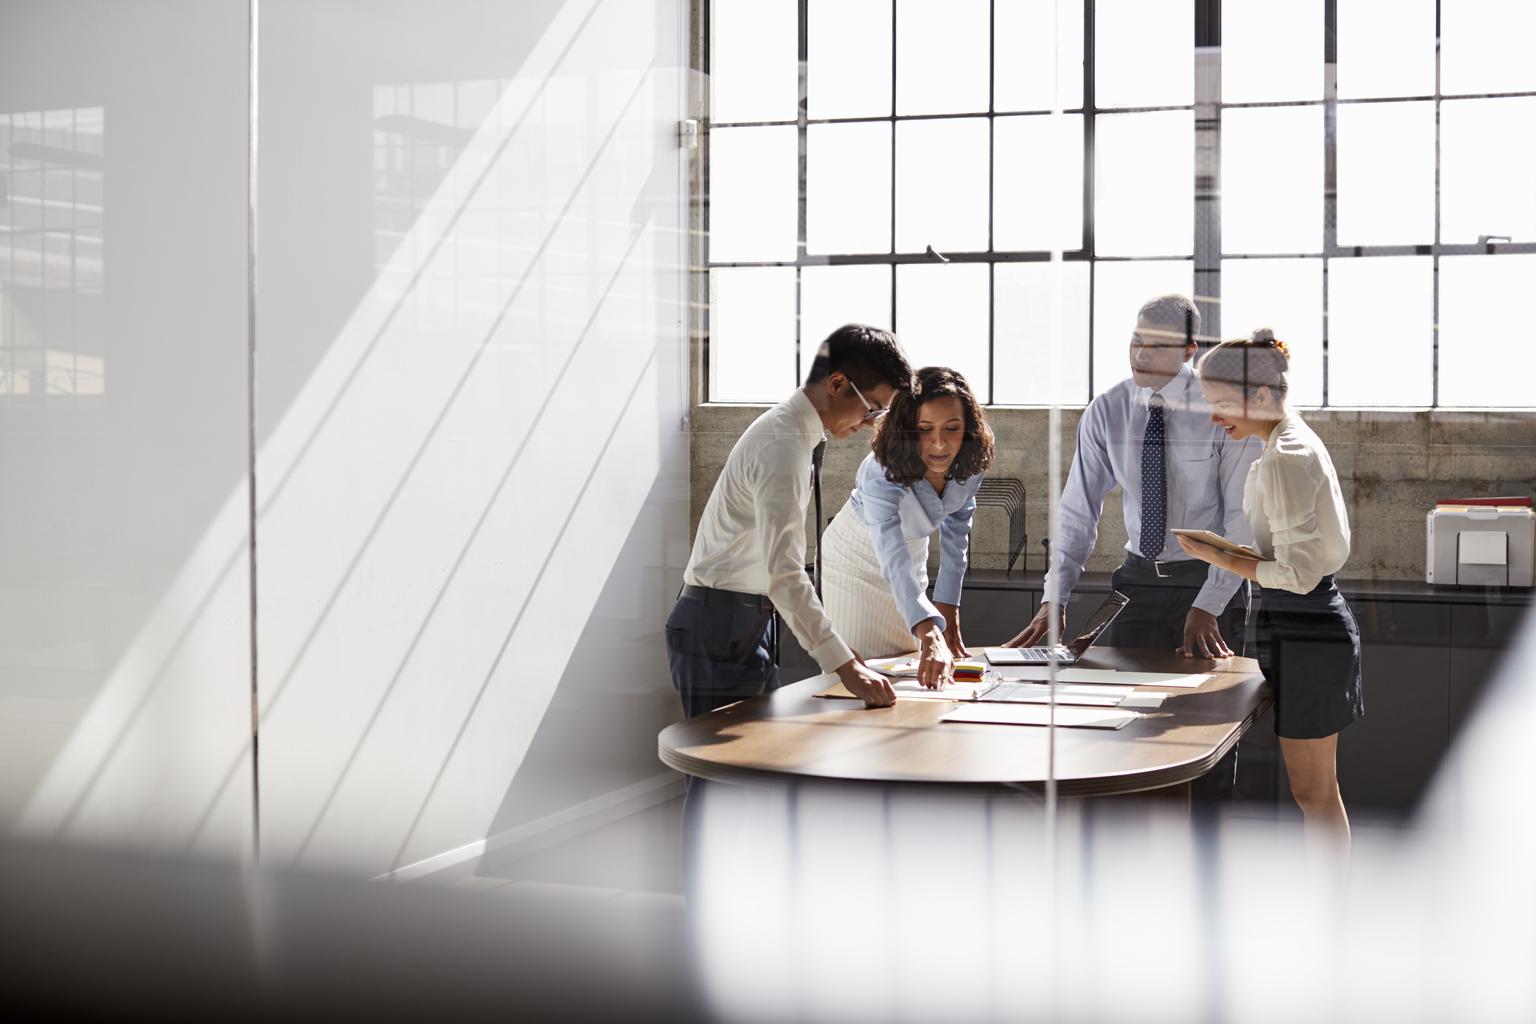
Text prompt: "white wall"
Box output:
[[0, 0, 689, 875], [0, 0, 254, 856]]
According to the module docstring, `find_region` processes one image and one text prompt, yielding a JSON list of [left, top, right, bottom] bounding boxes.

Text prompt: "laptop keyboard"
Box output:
[[1015, 646, 1075, 664]]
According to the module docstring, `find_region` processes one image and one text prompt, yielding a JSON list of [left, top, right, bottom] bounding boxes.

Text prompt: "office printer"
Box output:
[[1426, 498, 1535, 587]]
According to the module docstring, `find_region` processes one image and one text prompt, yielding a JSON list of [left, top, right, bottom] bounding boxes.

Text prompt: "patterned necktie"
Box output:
[[811, 438, 826, 599], [1140, 394, 1167, 559]]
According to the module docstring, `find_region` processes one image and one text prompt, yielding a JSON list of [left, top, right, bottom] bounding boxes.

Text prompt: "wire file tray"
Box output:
[[976, 477, 1027, 574]]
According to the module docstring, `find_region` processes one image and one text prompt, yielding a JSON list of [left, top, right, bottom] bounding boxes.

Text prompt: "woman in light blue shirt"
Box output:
[[820, 366, 995, 686]]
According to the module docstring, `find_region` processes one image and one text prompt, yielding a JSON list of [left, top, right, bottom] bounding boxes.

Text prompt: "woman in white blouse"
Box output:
[[1176, 331, 1363, 849], [821, 366, 995, 688]]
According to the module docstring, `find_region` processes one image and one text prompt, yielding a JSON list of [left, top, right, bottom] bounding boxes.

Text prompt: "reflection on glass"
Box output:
[[1220, 106, 1322, 255], [1221, 0, 1322, 103], [895, 0, 989, 116], [994, 0, 1084, 112], [808, 0, 892, 119], [0, 106, 106, 398], [1336, 0, 1435, 99], [1090, 259, 1192, 396], [710, 0, 799, 123], [1324, 256, 1431, 407], [895, 263, 989, 395], [993, 114, 1083, 252], [1219, 258, 1323, 406], [807, 122, 893, 255], [894, 118, 989, 254], [1094, 111, 1193, 257], [710, 267, 796, 402], [1440, 0, 1536, 96], [993, 261, 1089, 405], [708, 126, 798, 263], [374, 80, 500, 273], [1438, 254, 1536, 408], [800, 265, 892, 354], [1094, 0, 1192, 109], [1335, 101, 1433, 247], [1440, 98, 1536, 246]]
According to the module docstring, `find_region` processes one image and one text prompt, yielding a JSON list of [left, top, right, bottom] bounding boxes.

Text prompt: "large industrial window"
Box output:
[[699, 0, 1536, 409]]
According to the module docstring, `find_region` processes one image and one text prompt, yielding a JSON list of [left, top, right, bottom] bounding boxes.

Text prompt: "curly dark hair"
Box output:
[[871, 366, 995, 486]]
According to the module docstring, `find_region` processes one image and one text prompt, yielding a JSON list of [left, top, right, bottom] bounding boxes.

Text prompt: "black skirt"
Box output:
[[1254, 574, 1365, 740]]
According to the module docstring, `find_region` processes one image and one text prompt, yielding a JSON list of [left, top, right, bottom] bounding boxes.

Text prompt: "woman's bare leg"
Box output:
[[1279, 733, 1350, 862]]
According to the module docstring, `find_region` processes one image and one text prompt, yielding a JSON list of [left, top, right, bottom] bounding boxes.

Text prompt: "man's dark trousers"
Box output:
[[664, 585, 780, 896], [1103, 554, 1250, 801], [665, 585, 780, 719]]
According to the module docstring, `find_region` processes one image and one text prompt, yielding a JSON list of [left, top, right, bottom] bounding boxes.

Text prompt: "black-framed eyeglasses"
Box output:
[[847, 379, 888, 423]]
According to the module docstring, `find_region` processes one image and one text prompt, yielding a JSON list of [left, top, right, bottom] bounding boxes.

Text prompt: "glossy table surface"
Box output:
[[658, 647, 1270, 796]]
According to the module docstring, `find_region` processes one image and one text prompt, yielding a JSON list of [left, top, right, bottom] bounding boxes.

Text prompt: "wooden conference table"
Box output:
[[658, 647, 1270, 797]]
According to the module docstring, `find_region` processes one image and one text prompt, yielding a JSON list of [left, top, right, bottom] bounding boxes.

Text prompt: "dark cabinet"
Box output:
[[1336, 600, 1453, 811]]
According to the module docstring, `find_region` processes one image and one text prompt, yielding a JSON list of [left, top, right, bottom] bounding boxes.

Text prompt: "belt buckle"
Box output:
[[1152, 559, 1171, 579]]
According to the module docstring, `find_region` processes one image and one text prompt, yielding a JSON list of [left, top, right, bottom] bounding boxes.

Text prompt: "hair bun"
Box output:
[[1250, 327, 1290, 363]]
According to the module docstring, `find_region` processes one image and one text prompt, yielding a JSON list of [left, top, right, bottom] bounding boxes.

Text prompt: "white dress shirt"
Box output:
[[683, 390, 854, 673], [1045, 362, 1261, 615], [1246, 412, 1352, 595]]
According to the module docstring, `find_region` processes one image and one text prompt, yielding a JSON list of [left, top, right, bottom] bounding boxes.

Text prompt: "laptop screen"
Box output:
[[1067, 591, 1130, 656]]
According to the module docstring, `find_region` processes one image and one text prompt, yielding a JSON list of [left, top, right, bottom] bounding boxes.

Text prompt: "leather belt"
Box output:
[[1123, 551, 1209, 579], [678, 584, 773, 609]]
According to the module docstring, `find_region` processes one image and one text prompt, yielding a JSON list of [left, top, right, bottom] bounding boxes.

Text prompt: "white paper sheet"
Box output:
[[989, 667, 1210, 688], [984, 682, 1135, 707], [941, 704, 1137, 729]]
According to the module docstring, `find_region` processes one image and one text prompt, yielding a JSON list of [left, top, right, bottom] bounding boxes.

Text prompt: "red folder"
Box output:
[[1435, 496, 1532, 508]]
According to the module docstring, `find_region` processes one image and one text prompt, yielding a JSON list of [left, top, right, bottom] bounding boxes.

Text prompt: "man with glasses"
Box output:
[[667, 323, 914, 720], [1005, 295, 1260, 794]]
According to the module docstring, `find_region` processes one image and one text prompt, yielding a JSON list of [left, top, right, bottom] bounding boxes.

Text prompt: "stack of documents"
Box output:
[[818, 661, 1204, 712]]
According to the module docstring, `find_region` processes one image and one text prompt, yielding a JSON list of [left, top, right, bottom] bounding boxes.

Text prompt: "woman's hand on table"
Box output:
[[935, 601, 969, 658], [915, 624, 955, 688]]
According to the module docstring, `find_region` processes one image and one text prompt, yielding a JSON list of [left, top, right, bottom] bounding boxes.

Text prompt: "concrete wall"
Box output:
[[691, 404, 1536, 583]]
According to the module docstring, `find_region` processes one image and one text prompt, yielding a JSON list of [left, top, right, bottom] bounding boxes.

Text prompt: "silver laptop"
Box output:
[[985, 591, 1130, 666]]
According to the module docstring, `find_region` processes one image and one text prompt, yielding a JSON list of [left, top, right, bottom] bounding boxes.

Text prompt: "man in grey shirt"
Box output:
[[1008, 293, 1260, 658]]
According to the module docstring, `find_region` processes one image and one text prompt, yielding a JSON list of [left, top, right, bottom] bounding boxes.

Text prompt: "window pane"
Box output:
[[895, 118, 989, 253], [1439, 255, 1536, 408], [711, 0, 799, 122], [1218, 258, 1323, 406], [1336, 0, 1435, 99], [708, 125, 798, 262], [808, 122, 893, 254], [1220, 106, 1322, 254], [1325, 257, 1432, 406], [1095, 0, 1192, 109], [1441, 98, 1536, 246], [1222, 0, 1322, 102], [710, 267, 797, 402], [808, 0, 892, 119], [1091, 260, 1193, 396], [1335, 101, 1433, 247], [994, 114, 1083, 252], [1441, 0, 1536, 96], [801, 265, 893, 356], [994, 0, 1085, 111], [895, 0, 990, 115], [1094, 111, 1193, 257], [895, 263, 990, 397], [994, 261, 1090, 405]]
